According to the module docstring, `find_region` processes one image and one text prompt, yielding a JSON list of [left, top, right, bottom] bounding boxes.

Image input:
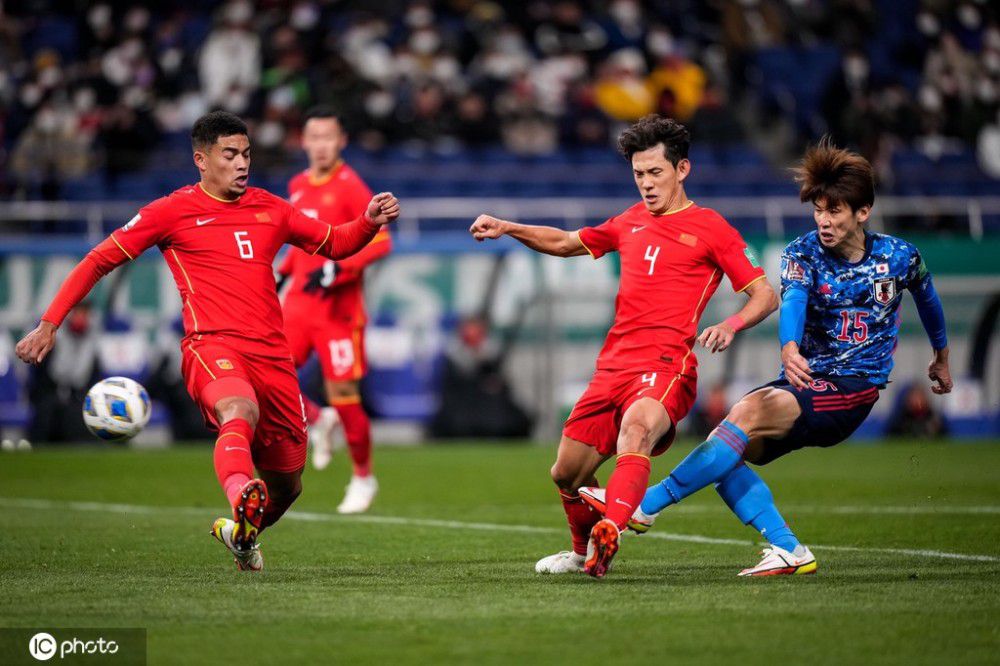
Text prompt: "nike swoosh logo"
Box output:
[[196, 218, 216, 226], [631, 226, 646, 233], [614, 498, 633, 508], [224, 446, 249, 452]]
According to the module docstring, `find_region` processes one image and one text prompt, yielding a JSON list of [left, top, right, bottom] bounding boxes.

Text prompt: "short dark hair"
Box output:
[[617, 115, 690, 166], [191, 111, 248, 150], [793, 138, 875, 212], [303, 105, 342, 124]]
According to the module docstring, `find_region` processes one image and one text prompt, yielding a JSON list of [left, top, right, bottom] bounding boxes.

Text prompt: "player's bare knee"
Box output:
[[217, 397, 259, 430], [724, 398, 759, 438], [616, 421, 653, 455], [549, 462, 582, 490]]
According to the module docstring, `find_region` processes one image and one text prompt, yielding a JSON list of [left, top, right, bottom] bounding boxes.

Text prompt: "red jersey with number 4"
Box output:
[[280, 163, 391, 326], [578, 201, 765, 375], [113, 184, 355, 356]]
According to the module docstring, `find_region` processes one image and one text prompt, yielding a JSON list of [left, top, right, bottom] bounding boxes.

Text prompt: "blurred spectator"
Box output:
[[887, 384, 947, 439], [430, 316, 532, 439], [687, 381, 731, 440], [27, 303, 102, 443], [198, 0, 261, 114]]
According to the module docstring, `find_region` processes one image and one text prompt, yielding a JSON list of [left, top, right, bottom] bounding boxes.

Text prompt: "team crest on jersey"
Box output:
[[256, 212, 271, 223], [215, 359, 234, 370], [322, 193, 335, 206], [873, 277, 896, 304], [122, 214, 141, 231]]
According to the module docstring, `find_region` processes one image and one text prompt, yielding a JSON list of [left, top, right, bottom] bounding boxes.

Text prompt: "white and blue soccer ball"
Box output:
[[82, 377, 152, 441]]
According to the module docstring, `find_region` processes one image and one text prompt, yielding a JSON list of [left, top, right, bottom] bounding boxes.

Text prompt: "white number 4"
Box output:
[[644, 245, 660, 275], [234, 231, 254, 259]]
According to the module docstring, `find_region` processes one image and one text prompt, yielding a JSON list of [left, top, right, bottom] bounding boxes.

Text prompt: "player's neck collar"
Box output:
[[198, 182, 241, 203], [308, 160, 343, 186], [650, 199, 694, 217]]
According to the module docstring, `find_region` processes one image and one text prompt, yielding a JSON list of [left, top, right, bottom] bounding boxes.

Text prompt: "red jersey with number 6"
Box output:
[[113, 183, 352, 356], [279, 163, 391, 327], [577, 201, 765, 376]]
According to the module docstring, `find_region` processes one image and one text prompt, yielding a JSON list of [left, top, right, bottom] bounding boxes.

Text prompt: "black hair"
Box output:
[[303, 105, 342, 124], [190, 110, 248, 150], [793, 137, 875, 212], [616, 114, 690, 166]]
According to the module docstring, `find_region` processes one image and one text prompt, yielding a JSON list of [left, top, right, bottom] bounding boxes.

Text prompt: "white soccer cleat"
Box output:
[[578, 486, 658, 534], [738, 545, 817, 577], [535, 550, 586, 574], [211, 518, 264, 572], [337, 474, 378, 514], [309, 407, 341, 471]]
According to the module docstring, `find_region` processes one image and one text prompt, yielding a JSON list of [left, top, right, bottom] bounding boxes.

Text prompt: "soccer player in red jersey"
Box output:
[[469, 115, 778, 577], [277, 107, 391, 514], [15, 111, 400, 571]]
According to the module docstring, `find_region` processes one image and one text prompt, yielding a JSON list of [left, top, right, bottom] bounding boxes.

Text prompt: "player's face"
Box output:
[[813, 197, 871, 249], [195, 134, 251, 200], [631, 145, 690, 214], [302, 118, 347, 172]]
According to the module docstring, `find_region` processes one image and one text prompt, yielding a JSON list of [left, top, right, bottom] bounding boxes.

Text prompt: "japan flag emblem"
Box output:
[[876, 263, 889, 274]]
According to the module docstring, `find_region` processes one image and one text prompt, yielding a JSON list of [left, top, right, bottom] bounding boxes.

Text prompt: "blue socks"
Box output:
[[715, 463, 801, 552], [640, 421, 749, 515]]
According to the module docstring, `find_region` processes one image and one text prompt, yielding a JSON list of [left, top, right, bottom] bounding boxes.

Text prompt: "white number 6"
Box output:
[[234, 231, 254, 259]]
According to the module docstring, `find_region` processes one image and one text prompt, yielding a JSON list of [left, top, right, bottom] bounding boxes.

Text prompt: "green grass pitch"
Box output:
[[1, 440, 999, 664]]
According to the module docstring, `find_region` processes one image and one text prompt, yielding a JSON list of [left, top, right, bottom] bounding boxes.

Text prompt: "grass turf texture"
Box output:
[[1, 440, 998, 665]]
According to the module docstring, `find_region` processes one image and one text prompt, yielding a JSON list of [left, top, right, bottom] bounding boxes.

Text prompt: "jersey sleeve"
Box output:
[[284, 200, 335, 255], [711, 224, 766, 292], [111, 200, 169, 259], [903, 245, 932, 292], [779, 242, 814, 296], [577, 216, 620, 259], [344, 172, 374, 219]]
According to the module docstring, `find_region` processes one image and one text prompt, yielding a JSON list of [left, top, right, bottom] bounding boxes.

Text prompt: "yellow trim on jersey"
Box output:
[[198, 182, 240, 203], [307, 160, 344, 186], [217, 431, 248, 443], [186, 300, 200, 332], [575, 230, 597, 259], [110, 233, 134, 261], [170, 249, 195, 293], [690, 269, 719, 323], [651, 200, 695, 217], [736, 274, 767, 294], [311, 224, 332, 255], [188, 343, 217, 380], [329, 395, 362, 406], [351, 327, 365, 379]]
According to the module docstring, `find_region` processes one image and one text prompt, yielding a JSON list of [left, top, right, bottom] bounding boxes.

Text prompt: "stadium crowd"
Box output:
[[1, 0, 998, 196]]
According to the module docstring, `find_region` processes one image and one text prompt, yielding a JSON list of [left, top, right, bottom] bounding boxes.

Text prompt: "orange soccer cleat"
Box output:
[[584, 519, 621, 578]]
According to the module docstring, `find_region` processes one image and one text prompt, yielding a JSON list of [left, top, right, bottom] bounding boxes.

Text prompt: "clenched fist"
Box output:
[[366, 192, 400, 226], [469, 214, 510, 241]]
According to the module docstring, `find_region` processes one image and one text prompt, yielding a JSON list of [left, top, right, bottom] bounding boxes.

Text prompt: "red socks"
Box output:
[[302, 396, 321, 426], [213, 418, 254, 508], [333, 400, 372, 477], [560, 490, 601, 555], [604, 453, 651, 530]]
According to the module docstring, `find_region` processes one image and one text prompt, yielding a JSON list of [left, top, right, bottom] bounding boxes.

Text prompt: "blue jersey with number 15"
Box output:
[[779, 231, 930, 386]]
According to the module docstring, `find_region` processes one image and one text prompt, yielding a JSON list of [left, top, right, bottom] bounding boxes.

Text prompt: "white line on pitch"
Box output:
[[1, 497, 997, 563]]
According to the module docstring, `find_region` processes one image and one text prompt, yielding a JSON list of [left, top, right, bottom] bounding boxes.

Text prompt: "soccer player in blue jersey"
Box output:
[[580, 140, 953, 576]]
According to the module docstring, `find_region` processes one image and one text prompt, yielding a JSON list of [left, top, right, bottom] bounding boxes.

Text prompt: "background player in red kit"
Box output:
[[15, 111, 400, 571], [278, 107, 391, 514], [469, 115, 779, 577]]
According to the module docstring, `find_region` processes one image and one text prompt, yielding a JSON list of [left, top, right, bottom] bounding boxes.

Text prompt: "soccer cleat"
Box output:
[[535, 551, 586, 574], [578, 486, 657, 534], [211, 518, 264, 571], [337, 475, 378, 514], [309, 407, 341, 471], [231, 478, 268, 551], [738, 546, 817, 577], [584, 519, 620, 578]]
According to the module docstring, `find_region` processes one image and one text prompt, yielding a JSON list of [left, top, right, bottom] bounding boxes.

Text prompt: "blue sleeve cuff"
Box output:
[[779, 287, 808, 347], [911, 276, 948, 350]]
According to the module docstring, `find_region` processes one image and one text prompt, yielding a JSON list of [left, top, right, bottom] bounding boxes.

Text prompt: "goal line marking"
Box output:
[[1, 497, 997, 563]]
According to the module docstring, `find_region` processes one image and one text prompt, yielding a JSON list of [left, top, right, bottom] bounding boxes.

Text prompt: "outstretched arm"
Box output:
[[291, 192, 400, 261], [697, 277, 779, 354], [911, 276, 952, 394], [15, 236, 131, 364], [469, 214, 589, 257]]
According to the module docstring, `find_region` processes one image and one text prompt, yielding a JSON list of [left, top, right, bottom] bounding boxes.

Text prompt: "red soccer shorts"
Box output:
[[182, 337, 308, 472], [285, 316, 367, 382], [562, 365, 697, 457]]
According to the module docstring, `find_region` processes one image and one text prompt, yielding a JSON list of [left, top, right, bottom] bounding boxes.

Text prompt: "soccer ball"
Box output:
[[82, 377, 152, 441]]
